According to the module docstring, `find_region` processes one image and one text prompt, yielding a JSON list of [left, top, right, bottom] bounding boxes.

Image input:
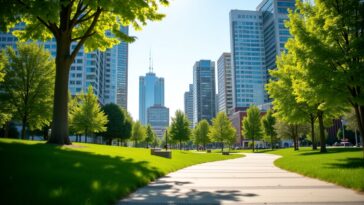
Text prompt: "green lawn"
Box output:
[[0, 139, 241, 205], [255, 147, 364, 191]]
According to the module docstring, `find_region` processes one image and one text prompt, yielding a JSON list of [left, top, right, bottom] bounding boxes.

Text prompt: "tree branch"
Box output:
[[70, 8, 102, 62]]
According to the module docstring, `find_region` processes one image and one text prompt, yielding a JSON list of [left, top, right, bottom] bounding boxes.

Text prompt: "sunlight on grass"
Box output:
[[257, 147, 364, 191], [0, 138, 241, 205]]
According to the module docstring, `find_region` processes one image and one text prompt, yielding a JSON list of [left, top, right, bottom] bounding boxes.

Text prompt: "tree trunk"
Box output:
[[317, 111, 327, 153], [180, 139, 182, 150], [252, 136, 255, 152], [310, 114, 317, 150], [4, 122, 10, 138], [21, 115, 27, 140], [48, 35, 72, 145], [270, 135, 274, 150], [353, 105, 364, 156], [221, 142, 224, 153]]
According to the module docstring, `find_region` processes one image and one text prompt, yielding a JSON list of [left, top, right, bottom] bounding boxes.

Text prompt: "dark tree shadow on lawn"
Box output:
[[0, 141, 163, 205], [326, 157, 364, 169], [298, 148, 362, 156]]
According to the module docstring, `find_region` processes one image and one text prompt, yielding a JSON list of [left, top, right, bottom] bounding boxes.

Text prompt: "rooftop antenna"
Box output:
[[149, 49, 152, 73]]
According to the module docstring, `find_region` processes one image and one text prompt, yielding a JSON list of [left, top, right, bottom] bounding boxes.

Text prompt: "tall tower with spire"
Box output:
[[139, 55, 165, 125]]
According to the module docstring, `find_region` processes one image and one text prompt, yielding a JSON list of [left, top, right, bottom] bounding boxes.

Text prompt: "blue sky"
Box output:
[[128, 0, 261, 121]]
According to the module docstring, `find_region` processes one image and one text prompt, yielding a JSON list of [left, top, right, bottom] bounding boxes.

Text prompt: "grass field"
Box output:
[[0, 139, 241, 205], [255, 147, 364, 191]]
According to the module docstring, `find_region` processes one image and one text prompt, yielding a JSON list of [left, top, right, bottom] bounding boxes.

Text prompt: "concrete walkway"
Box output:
[[118, 153, 364, 205]]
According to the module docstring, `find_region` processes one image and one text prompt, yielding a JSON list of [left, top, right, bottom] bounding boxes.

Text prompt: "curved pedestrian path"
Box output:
[[118, 153, 364, 205]]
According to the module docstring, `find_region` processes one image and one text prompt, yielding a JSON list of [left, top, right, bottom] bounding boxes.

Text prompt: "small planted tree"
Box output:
[[69, 86, 108, 143], [0, 43, 55, 139], [261, 109, 277, 150], [209, 112, 236, 153], [192, 120, 210, 150], [131, 121, 145, 147], [145, 124, 156, 148], [242, 106, 263, 152], [169, 110, 191, 150]]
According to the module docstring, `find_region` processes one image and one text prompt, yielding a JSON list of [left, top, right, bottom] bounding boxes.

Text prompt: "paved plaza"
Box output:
[[119, 153, 364, 205]]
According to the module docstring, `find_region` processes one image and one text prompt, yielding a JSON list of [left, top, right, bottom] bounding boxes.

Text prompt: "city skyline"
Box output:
[[128, 0, 261, 121]]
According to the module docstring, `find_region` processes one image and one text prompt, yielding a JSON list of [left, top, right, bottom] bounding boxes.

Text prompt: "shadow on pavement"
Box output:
[[120, 179, 258, 205]]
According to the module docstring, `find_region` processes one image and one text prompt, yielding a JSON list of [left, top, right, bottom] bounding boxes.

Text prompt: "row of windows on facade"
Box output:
[[237, 15, 262, 19]]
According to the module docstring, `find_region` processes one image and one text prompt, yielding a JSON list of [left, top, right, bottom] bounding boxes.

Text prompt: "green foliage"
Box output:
[[0, 52, 4, 82], [344, 108, 359, 132], [209, 112, 236, 151], [0, 138, 240, 205], [0, 43, 54, 136], [0, 0, 169, 49], [192, 120, 210, 148], [242, 106, 263, 152], [131, 121, 145, 147], [69, 86, 108, 139], [281, 0, 364, 152], [101, 103, 132, 145], [169, 110, 191, 149], [145, 124, 156, 148], [261, 109, 277, 149]]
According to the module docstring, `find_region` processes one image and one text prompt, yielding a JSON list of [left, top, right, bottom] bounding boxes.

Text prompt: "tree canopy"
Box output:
[[0, 0, 169, 145], [145, 124, 156, 148], [69, 86, 108, 142], [242, 106, 263, 152], [169, 110, 191, 150], [282, 0, 364, 153], [0, 43, 55, 139], [209, 112, 236, 152], [101, 103, 132, 145]]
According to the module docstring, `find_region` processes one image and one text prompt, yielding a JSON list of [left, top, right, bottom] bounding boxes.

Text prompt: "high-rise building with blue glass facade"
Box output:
[[104, 26, 129, 109], [229, 0, 295, 109], [139, 70, 165, 125], [193, 60, 216, 126], [217, 52, 233, 114], [0, 24, 129, 109], [184, 84, 194, 127]]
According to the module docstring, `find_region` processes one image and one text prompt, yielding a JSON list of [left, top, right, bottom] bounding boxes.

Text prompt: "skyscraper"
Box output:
[[139, 68, 165, 125], [104, 26, 129, 109], [0, 24, 129, 107], [217, 53, 233, 114], [230, 10, 266, 108], [147, 105, 169, 138], [229, 0, 296, 109], [184, 84, 194, 127], [193, 60, 216, 126]]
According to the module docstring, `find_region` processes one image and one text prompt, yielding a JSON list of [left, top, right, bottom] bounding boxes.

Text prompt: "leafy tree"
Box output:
[[0, 0, 169, 145], [209, 112, 236, 152], [274, 120, 309, 150], [261, 109, 277, 150], [131, 121, 145, 147], [145, 124, 156, 148], [169, 110, 191, 150], [69, 86, 108, 143], [285, 0, 363, 153], [192, 120, 210, 150], [242, 106, 263, 152], [0, 43, 54, 139], [101, 103, 132, 145]]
